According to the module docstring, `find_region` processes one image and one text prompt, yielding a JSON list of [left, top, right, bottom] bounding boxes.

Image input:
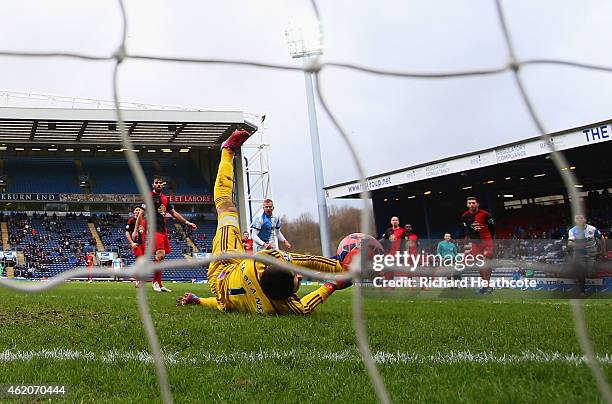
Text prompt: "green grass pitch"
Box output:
[[0, 282, 609, 403]]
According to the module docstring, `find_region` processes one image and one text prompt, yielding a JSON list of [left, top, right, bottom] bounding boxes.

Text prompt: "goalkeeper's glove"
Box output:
[[324, 278, 353, 292], [330, 254, 351, 271]]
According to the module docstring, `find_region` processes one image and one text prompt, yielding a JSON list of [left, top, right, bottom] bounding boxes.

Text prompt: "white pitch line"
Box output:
[[0, 349, 610, 366]]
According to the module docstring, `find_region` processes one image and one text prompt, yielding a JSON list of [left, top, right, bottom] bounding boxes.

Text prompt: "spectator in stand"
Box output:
[[242, 231, 253, 254]]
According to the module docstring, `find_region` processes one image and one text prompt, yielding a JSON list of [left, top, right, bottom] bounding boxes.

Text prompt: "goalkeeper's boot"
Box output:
[[222, 129, 252, 152], [178, 292, 201, 306], [160, 285, 172, 293]]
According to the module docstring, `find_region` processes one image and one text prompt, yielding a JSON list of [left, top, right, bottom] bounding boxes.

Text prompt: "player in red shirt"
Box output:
[[135, 175, 197, 292], [382, 216, 405, 255], [379, 216, 405, 287], [242, 231, 253, 254], [404, 223, 426, 288], [86, 253, 94, 283], [126, 205, 146, 288], [461, 196, 495, 294], [403, 223, 418, 256]]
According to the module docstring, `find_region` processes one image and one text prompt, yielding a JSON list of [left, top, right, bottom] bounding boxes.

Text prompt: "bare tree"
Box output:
[[282, 206, 375, 255]]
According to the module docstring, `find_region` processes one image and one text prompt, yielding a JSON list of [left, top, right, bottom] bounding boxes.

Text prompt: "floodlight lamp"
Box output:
[[285, 17, 324, 59]]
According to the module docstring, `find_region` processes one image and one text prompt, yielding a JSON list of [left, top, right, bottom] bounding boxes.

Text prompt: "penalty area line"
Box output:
[[0, 349, 610, 366]]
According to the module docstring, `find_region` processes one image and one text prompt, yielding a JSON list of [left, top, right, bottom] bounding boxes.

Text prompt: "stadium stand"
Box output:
[[4, 213, 216, 281], [81, 158, 156, 194], [496, 194, 611, 240], [0, 153, 216, 281], [4, 157, 83, 193], [90, 214, 214, 281], [189, 219, 215, 252], [80, 157, 211, 194], [3, 156, 212, 195], [160, 158, 211, 194], [496, 204, 570, 240], [6, 213, 92, 278]]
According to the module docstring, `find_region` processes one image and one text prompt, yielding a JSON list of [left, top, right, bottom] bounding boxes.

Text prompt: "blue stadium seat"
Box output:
[[7, 214, 216, 281], [81, 158, 211, 194], [3, 156, 211, 195], [4, 157, 82, 193], [81, 158, 156, 194], [158, 158, 211, 194]]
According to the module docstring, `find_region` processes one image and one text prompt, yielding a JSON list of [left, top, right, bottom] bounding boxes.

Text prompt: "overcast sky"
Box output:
[[1, 0, 612, 219]]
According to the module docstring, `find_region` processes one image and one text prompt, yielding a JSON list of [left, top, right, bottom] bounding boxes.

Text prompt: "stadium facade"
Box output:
[[0, 107, 261, 227], [0, 106, 265, 280], [324, 119, 612, 239]]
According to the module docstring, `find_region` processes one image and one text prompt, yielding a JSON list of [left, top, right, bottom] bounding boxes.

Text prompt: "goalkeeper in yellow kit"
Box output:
[[178, 129, 349, 315]]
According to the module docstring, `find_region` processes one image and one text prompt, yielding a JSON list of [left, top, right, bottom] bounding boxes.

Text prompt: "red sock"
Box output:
[[154, 270, 162, 286], [480, 268, 492, 282]]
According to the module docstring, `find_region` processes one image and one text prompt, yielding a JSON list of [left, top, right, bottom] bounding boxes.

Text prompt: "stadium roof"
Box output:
[[325, 118, 612, 198], [0, 107, 258, 148]]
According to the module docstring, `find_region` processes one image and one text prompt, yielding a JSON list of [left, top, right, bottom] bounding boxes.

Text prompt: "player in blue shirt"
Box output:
[[567, 214, 604, 295], [251, 199, 292, 252]]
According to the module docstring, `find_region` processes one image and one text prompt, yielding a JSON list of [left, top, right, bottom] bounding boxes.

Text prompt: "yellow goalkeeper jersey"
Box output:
[[201, 250, 344, 315]]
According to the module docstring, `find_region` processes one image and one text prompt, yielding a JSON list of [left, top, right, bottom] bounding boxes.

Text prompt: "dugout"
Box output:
[[325, 119, 612, 239], [0, 107, 259, 229]]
